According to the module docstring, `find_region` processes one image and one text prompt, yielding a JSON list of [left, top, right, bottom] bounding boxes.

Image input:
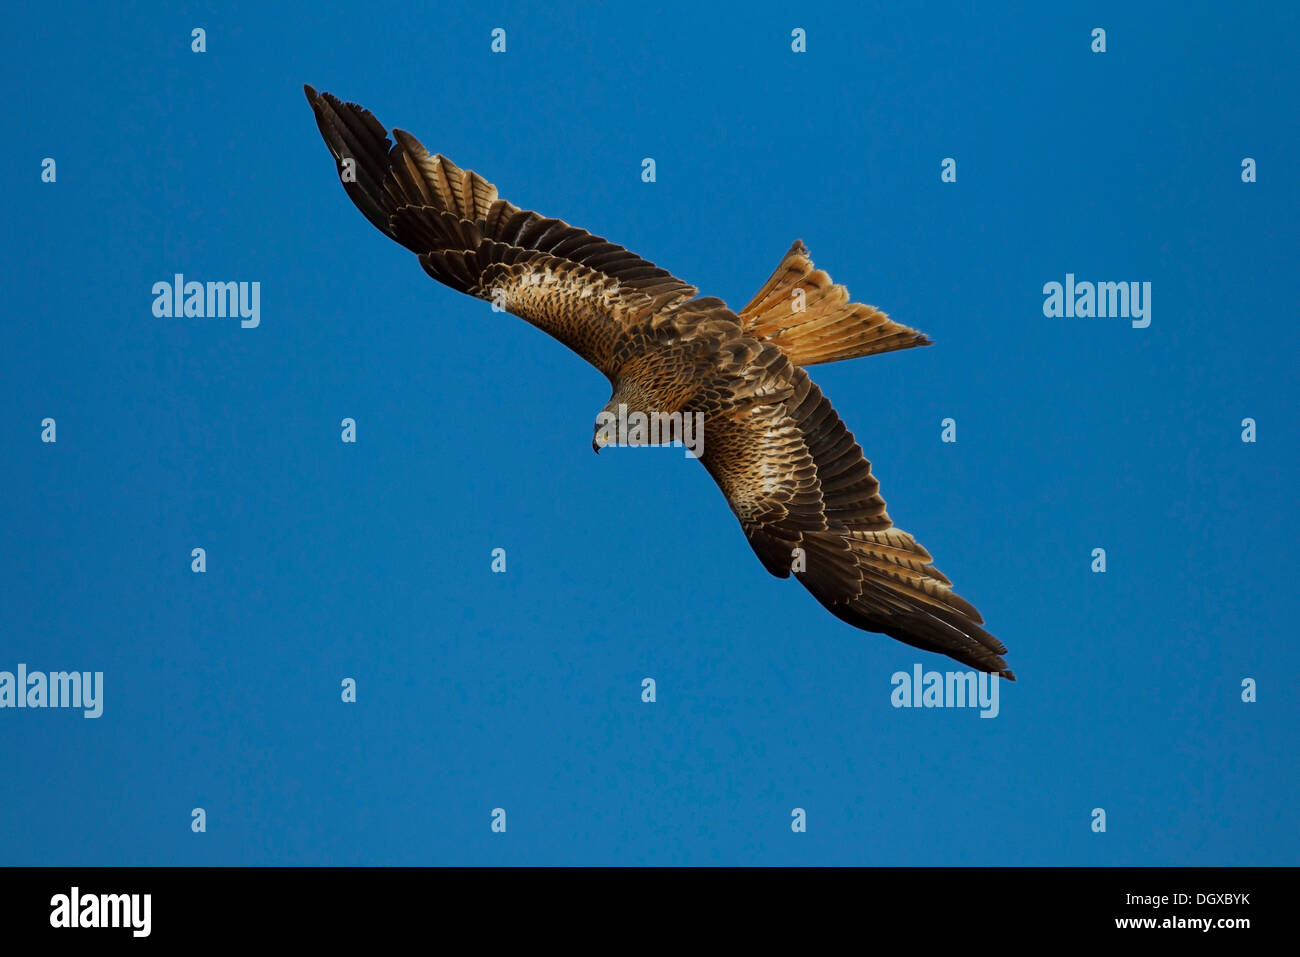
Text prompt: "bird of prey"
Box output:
[[304, 86, 1014, 680]]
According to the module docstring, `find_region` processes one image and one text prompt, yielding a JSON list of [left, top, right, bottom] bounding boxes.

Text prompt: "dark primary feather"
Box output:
[[304, 85, 695, 377], [697, 341, 1014, 678], [305, 85, 1014, 679]]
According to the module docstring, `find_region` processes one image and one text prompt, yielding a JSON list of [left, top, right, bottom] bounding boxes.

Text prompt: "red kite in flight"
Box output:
[[306, 86, 1013, 679]]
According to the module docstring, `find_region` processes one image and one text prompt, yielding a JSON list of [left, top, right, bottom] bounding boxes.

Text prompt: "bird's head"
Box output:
[[592, 400, 626, 454], [592, 416, 615, 454]]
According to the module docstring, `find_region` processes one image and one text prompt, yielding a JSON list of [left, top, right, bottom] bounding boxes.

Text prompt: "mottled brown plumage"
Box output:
[[305, 86, 1014, 679]]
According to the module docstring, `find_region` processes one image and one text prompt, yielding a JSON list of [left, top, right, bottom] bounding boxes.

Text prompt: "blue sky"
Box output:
[[2, 1, 1296, 865]]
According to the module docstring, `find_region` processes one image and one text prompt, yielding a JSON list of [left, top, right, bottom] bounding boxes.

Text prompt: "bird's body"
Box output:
[[305, 86, 1015, 679]]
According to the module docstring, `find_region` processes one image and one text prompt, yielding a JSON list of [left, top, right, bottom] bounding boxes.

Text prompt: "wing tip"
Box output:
[[392, 128, 431, 158]]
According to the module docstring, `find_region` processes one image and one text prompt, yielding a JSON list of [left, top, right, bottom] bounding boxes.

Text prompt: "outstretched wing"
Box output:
[[304, 86, 697, 377], [699, 339, 1013, 678]]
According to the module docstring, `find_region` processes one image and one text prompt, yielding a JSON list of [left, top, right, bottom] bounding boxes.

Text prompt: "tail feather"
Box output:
[[739, 240, 932, 366]]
